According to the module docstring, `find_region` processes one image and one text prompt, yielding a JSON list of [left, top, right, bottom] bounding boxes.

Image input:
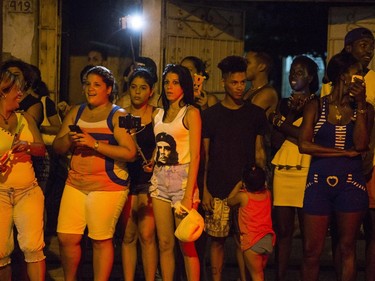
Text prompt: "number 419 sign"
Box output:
[[8, 0, 33, 13]]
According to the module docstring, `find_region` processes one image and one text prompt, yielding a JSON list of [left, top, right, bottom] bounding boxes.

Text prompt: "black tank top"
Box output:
[[127, 122, 155, 188]]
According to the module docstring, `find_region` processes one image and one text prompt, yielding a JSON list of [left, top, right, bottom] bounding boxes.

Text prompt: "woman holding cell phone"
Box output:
[[298, 52, 374, 281], [0, 66, 47, 281], [53, 66, 137, 281]]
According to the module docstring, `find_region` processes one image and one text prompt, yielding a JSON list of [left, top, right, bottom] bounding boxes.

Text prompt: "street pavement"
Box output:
[[38, 233, 366, 281]]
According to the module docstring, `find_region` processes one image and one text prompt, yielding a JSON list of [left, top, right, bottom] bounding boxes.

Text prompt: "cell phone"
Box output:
[[350, 75, 364, 96], [193, 73, 206, 97], [351, 75, 364, 83], [69, 124, 83, 133]]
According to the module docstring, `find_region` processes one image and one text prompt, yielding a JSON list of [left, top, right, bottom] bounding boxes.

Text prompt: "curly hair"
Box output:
[[218, 56, 247, 78]]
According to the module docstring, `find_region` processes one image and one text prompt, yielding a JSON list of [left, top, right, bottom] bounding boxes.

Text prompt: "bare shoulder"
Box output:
[[251, 87, 279, 113], [305, 97, 319, 111], [114, 105, 127, 116], [68, 104, 82, 115], [111, 106, 127, 128], [257, 87, 278, 100], [187, 105, 201, 116], [188, 104, 200, 112], [20, 111, 35, 123], [152, 107, 161, 119]]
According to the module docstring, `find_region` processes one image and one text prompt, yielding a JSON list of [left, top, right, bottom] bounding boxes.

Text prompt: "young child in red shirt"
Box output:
[[228, 165, 276, 281]]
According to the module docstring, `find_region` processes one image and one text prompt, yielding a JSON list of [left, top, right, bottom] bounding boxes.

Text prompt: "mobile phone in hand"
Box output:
[[69, 124, 83, 133], [350, 75, 364, 96], [351, 75, 364, 83]]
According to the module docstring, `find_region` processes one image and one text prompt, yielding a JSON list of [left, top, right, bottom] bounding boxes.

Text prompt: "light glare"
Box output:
[[127, 15, 144, 31]]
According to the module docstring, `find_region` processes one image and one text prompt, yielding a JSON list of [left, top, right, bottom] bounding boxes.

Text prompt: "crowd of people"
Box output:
[[0, 26, 374, 281]]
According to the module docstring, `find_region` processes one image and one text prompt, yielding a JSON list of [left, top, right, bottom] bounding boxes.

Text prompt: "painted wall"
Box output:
[[2, 0, 37, 63]]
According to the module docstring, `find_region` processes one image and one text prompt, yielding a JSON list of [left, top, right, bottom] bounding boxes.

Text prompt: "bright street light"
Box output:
[[120, 14, 145, 31]]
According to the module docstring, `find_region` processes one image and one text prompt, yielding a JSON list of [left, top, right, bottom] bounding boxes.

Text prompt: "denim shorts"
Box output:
[[149, 164, 199, 207], [129, 183, 151, 195]]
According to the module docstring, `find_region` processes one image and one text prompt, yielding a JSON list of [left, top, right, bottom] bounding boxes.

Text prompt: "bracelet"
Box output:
[[26, 142, 31, 153], [93, 141, 100, 150], [275, 118, 284, 127]]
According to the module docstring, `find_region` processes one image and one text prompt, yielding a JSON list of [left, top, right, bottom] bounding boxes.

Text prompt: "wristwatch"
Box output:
[[93, 141, 99, 150]]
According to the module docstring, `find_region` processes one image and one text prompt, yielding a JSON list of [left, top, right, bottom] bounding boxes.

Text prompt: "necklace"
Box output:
[[329, 95, 348, 124], [0, 112, 13, 125], [250, 83, 268, 92], [287, 93, 316, 110], [129, 104, 149, 120], [335, 105, 342, 123], [244, 83, 269, 101]]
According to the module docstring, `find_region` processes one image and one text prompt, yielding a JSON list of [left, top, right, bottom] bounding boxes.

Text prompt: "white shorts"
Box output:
[[57, 185, 128, 240]]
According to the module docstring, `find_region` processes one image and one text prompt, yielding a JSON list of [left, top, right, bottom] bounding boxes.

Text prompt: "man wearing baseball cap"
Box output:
[[321, 27, 374, 94], [351, 27, 375, 281], [342, 27, 374, 73]]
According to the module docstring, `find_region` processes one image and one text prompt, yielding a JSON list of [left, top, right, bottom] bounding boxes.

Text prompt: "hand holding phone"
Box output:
[[193, 74, 206, 97], [350, 75, 365, 98], [351, 75, 364, 83]]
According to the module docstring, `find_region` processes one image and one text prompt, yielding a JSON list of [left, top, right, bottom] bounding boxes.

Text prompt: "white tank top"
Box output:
[[153, 106, 190, 165]]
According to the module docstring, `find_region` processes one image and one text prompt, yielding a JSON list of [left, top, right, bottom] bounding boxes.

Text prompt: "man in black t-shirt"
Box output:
[[201, 55, 267, 281]]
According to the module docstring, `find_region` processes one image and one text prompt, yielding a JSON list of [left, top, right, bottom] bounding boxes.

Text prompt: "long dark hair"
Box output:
[[160, 64, 194, 117]]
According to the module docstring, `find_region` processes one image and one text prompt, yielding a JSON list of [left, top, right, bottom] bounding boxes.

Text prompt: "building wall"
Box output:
[[163, 1, 244, 95], [2, 0, 60, 102], [2, 0, 38, 63], [3, 3, 374, 106]]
